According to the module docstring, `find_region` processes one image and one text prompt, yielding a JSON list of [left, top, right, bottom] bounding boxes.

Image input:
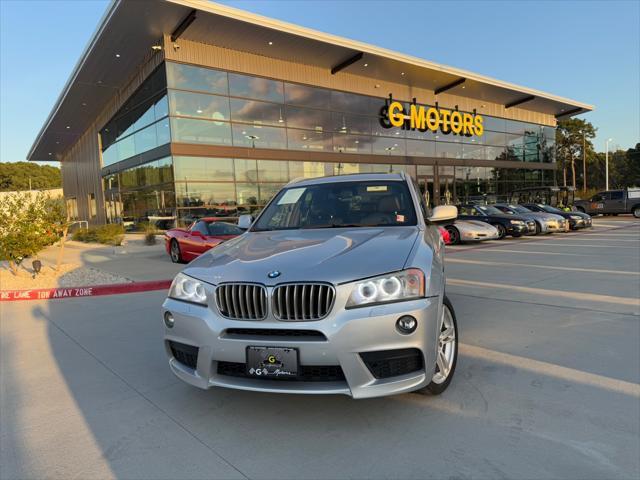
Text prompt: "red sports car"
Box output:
[[165, 217, 244, 263], [438, 226, 451, 245]]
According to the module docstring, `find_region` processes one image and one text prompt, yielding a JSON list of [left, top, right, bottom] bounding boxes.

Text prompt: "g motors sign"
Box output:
[[382, 97, 484, 137]]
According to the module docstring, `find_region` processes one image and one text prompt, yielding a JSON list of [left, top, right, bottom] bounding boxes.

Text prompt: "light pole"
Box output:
[[605, 138, 613, 190]]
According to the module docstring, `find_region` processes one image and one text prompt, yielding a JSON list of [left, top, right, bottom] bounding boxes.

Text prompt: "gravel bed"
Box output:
[[0, 263, 132, 290]]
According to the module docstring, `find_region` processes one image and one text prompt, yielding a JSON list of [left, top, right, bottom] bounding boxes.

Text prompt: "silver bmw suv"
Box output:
[[162, 173, 459, 398]]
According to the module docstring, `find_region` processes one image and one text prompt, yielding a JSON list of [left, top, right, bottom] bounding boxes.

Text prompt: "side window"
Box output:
[[609, 191, 623, 200], [591, 193, 605, 202], [192, 221, 209, 234], [469, 207, 480, 216]]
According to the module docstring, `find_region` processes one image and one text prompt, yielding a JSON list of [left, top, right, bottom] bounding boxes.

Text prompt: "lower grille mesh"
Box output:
[[360, 348, 423, 379], [169, 341, 199, 370], [217, 361, 345, 382]]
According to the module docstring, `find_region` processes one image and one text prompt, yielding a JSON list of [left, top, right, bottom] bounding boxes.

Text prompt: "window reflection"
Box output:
[[285, 105, 331, 132], [173, 157, 234, 181], [406, 139, 435, 157], [170, 91, 230, 120], [331, 91, 371, 114], [231, 124, 286, 149], [288, 161, 327, 179], [287, 129, 333, 151], [333, 134, 372, 154], [284, 83, 331, 108], [230, 98, 285, 126], [234, 159, 258, 183], [372, 137, 406, 156], [166, 63, 228, 95], [257, 160, 288, 182], [229, 73, 284, 103], [171, 118, 232, 145], [331, 112, 371, 135]]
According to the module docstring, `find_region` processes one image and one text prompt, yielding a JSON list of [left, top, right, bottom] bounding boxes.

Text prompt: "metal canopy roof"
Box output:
[[29, 0, 593, 162]]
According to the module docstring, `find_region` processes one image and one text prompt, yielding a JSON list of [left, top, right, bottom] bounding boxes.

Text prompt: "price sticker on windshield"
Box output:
[[367, 186, 388, 192], [277, 188, 306, 205]]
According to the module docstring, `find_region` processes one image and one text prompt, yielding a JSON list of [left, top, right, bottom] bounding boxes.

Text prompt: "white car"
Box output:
[[444, 220, 499, 245]]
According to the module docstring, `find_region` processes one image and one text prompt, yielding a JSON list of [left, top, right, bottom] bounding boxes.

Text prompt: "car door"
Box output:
[[588, 193, 606, 214], [604, 191, 625, 213], [182, 221, 210, 258]]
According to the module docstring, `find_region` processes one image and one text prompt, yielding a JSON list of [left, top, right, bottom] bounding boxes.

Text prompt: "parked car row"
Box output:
[[438, 203, 592, 245]]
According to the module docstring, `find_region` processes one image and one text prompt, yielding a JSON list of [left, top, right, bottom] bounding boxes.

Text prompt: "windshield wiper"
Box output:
[[301, 223, 382, 229]]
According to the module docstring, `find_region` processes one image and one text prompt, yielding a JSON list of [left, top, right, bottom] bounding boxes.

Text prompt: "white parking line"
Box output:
[[460, 344, 640, 398], [447, 278, 640, 307], [447, 258, 640, 276], [451, 248, 596, 257], [520, 243, 639, 249]]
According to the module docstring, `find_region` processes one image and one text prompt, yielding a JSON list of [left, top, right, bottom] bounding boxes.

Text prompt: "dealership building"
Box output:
[[28, 0, 593, 226]]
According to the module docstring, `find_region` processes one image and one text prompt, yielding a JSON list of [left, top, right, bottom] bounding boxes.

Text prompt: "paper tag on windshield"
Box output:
[[396, 214, 405, 222], [367, 186, 388, 192], [277, 188, 306, 205]]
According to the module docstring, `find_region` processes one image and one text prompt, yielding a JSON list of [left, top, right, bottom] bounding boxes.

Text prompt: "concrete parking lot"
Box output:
[[1, 217, 639, 479]]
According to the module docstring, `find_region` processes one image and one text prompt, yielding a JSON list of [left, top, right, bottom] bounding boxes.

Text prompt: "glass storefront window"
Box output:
[[372, 137, 406, 156], [483, 116, 506, 132], [156, 120, 171, 146], [231, 124, 287, 149], [229, 73, 284, 103], [235, 159, 258, 183], [171, 117, 232, 145], [258, 183, 284, 204], [406, 139, 436, 157], [257, 160, 288, 182], [134, 123, 157, 154], [285, 105, 332, 132], [175, 182, 236, 209], [462, 142, 486, 160], [166, 62, 228, 95], [288, 161, 326, 179], [333, 134, 372, 154], [235, 183, 260, 208], [287, 129, 333, 152], [331, 91, 371, 114], [435, 141, 461, 159], [169, 90, 230, 120], [173, 156, 234, 182], [230, 98, 285, 126], [284, 83, 331, 108], [332, 112, 371, 135]]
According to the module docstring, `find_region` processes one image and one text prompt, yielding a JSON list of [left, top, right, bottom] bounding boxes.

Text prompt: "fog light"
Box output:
[[396, 315, 417, 334], [164, 311, 175, 328]]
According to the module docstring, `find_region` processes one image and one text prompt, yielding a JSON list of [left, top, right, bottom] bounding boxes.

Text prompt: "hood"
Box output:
[[456, 220, 498, 233], [183, 226, 420, 285]]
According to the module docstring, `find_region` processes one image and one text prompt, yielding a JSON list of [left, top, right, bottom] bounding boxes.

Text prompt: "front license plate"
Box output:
[[246, 346, 298, 378]]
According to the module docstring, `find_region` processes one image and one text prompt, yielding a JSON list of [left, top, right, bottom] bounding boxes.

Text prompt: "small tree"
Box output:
[[0, 192, 56, 274]]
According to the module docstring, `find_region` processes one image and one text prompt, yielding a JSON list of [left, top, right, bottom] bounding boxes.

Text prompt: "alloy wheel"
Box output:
[[446, 226, 460, 245], [431, 304, 457, 384], [494, 224, 506, 239], [170, 240, 181, 263]]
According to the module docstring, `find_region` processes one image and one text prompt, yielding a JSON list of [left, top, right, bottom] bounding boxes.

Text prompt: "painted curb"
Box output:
[[0, 279, 172, 302]]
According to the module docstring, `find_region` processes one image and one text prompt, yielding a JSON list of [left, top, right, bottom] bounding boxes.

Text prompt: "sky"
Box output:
[[1, 0, 638, 166]]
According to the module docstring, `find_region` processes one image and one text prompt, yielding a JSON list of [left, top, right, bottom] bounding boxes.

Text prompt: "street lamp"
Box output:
[[605, 138, 613, 190]]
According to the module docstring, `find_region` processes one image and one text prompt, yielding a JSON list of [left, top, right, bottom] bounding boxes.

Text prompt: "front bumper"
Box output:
[[506, 224, 528, 236], [460, 230, 499, 242], [162, 294, 441, 399], [542, 219, 565, 233]]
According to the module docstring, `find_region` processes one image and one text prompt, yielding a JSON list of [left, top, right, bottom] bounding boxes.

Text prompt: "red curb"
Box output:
[[0, 279, 172, 302]]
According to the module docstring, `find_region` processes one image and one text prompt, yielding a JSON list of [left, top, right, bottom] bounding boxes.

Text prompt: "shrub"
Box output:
[[72, 224, 125, 246], [141, 222, 158, 245]]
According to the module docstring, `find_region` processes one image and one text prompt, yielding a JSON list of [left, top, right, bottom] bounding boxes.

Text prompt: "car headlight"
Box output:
[[346, 269, 425, 309], [510, 220, 524, 225], [570, 215, 582, 220], [168, 272, 208, 305]]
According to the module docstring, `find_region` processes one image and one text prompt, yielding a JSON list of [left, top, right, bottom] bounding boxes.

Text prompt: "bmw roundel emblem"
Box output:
[[267, 270, 281, 279]]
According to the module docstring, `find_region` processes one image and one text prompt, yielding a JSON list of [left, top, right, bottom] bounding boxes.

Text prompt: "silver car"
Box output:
[[493, 203, 567, 233], [162, 173, 459, 399]]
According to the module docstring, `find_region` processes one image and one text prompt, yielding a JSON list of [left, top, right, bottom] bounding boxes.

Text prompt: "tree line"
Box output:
[[0, 161, 61, 191], [556, 119, 639, 192]]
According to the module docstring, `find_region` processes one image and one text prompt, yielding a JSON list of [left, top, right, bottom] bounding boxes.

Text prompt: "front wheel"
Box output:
[[170, 239, 183, 263], [534, 221, 542, 235], [445, 226, 460, 245], [417, 296, 458, 395], [492, 223, 506, 239], [633, 207, 640, 218]]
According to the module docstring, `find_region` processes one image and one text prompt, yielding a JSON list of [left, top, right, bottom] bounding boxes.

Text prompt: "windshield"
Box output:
[[539, 204, 562, 213], [511, 205, 532, 214], [252, 180, 417, 231], [476, 205, 503, 215], [206, 222, 244, 236]]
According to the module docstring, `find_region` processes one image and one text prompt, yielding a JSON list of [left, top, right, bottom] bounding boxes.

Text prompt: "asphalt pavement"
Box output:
[[1, 217, 639, 479]]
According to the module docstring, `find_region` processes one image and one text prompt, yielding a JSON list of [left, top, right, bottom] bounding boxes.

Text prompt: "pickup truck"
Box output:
[[574, 189, 640, 217]]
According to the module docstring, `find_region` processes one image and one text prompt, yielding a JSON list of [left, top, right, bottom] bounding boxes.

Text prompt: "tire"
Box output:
[[492, 223, 506, 239], [534, 221, 542, 235], [417, 296, 458, 396], [445, 226, 460, 245], [633, 206, 640, 218], [169, 239, 183, 263]]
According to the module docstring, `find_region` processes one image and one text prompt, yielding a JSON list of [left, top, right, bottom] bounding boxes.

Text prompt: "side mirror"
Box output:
[[237, 214, 254, 230], [429, 205, 458, 223]]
